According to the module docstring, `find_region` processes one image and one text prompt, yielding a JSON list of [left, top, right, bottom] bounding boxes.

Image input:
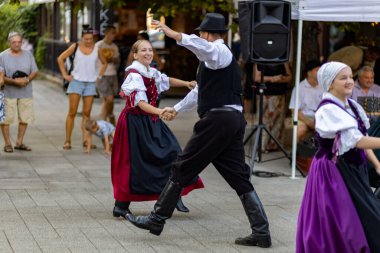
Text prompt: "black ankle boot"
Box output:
[[127, 214, 165, 235], [175, 197, 189, 212], [113, 201, 131, 218], [235, 191, 271, 248], [127, 180, 182, 236]]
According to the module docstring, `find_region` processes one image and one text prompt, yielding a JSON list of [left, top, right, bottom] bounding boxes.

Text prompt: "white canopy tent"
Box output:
[[235, 0, 380, 178], [290, 0, 380, 178]]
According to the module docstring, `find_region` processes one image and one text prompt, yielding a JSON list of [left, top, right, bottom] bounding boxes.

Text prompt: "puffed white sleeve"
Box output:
[[120, 72, 148, 107], [315, 104, 365, 155], [152, 70, 170, 94]]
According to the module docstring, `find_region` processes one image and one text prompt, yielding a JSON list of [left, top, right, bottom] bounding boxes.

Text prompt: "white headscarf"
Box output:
[[317, 61, 349, 92]]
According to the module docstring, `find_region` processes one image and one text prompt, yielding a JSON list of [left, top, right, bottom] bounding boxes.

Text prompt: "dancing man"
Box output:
[[127, 13, 271, 248]]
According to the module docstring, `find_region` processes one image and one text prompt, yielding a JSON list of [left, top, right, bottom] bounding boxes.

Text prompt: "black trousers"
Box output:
[[171, 110, 254, 196]]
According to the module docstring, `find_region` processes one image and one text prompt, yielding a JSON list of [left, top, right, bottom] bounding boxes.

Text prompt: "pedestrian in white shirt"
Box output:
[[289, 60, 323, 142]]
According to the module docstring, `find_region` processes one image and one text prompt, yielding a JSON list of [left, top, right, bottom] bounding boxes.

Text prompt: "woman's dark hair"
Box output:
[[82, 24, 94, 35]]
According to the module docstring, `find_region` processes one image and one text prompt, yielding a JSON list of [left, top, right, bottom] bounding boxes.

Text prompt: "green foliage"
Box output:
[[101, 0, 127, 9], [18, 4, 39, 44], [328, 22, 361, 33], [34, 34, 47, 70], [0, 3, 39, 51], [55, 0, 236, 18], [53, 0, 237, 20], [0, 4, 19, 51], [62, 0, 237, 30], [137, 0, 236, 19]]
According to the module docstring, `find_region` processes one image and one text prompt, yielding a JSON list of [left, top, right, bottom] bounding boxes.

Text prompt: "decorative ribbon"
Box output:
[[331, 131, 341, 163]]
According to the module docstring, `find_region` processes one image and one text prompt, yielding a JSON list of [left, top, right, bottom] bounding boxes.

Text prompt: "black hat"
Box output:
[[303, 60, 322, 74], [195, 13, 228, 33]]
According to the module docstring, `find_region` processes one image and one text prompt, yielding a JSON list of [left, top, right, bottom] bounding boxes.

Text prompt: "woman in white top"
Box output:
[[57, 25, 107, 150]]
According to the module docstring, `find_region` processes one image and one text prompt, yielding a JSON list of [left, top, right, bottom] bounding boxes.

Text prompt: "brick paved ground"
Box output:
[[0, 79, 305, 252]]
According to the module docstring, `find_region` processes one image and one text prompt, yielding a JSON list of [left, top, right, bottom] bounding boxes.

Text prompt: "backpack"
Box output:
[[63, 43, 78, 92]]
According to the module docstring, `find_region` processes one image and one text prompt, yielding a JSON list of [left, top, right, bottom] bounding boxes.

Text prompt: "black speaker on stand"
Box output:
[[238, 0, 301, 175]]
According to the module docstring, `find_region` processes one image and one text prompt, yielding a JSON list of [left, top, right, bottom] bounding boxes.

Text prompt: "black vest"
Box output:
[[196, 57, 242, 116]]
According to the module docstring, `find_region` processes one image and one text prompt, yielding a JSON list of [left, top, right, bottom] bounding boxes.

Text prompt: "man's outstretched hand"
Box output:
[[152, 20, 182, 42]]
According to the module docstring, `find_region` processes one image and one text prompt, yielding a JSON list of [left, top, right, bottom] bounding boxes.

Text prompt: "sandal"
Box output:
[[83, 141, 96, 149], [3, 145, 13, 153], [63, 142, 72, 150], [14, 144, 32, 151]]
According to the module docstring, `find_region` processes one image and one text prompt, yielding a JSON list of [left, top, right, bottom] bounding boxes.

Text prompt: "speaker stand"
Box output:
[[244, 72, 305, 177]]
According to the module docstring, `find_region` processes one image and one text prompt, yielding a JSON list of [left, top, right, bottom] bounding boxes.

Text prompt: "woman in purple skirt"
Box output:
[[296, 62, 380, 253]]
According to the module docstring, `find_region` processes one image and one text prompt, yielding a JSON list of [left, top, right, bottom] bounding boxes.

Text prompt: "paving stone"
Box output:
[[0, 80, 308, 252]]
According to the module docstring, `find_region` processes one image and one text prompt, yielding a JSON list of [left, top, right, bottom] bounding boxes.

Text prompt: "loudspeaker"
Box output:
[[238, 0, 291, 64]]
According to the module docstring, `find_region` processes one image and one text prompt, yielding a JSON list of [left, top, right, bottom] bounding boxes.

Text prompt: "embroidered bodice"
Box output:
[[315, 99, 367, 165]]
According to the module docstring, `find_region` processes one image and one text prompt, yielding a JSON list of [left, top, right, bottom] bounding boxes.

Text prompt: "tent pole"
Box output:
[[291, 18, 303, 179]]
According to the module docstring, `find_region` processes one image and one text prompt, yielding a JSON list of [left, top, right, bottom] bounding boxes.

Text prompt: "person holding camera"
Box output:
[[0, 32, 38, 153]]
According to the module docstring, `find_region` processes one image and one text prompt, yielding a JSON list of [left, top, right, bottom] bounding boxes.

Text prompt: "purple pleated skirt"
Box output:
[[296, 155, 370, 253]]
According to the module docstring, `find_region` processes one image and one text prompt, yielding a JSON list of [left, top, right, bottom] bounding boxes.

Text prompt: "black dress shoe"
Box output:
[[175, 197, 189, 212], [235, 234, 272, 248], [113, 206, 131, 218], [126, 213, 165, 236]]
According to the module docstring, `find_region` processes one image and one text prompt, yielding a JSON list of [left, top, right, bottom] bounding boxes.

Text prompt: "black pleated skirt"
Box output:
[[336, 158, 380, 253], [128, 114, 181, 195]]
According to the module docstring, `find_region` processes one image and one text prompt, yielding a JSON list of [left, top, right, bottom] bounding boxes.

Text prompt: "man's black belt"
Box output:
[[209, 107, 239, 113], [200, 107, 241, 118]]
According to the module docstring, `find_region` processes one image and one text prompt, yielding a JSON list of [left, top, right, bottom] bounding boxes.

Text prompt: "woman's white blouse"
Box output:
[[121, 61, 170, 107], [315, 93, 370, 155]]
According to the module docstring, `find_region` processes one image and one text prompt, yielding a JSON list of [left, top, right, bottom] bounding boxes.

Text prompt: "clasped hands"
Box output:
[[14, 77, 29, 87], [160, 107, 177, 121]]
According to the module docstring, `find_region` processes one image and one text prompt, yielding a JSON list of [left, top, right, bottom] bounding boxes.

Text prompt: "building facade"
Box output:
[[32, 0, 202, 91]]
